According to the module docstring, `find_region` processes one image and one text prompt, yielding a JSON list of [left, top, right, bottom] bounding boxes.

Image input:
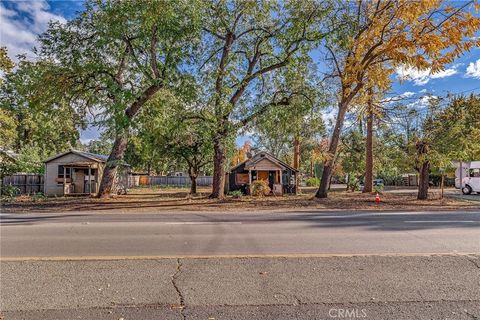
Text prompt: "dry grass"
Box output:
[[1, 186, 478, 214]]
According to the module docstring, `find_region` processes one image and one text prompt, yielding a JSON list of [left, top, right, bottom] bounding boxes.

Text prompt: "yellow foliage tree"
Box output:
[[316, 0, 480, 198], [0, 47, 14, 75], [230, 141, 251, 167]]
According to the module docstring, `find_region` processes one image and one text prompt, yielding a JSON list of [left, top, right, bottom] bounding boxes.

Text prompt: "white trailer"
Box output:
[[454, 161, 480, 195]]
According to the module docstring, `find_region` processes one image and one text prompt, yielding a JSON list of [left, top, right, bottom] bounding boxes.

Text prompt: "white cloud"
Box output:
[[400, 91, 414, 98], [80, 138, 93, 145], [401, 95, 439, 113], [418, 95, 438, 106], [321, 107, 337, 125], [0, 1, 66, 61], [381, 91, 415, 105], [465, 59, 480, 79], [396, 65, 458, 86]]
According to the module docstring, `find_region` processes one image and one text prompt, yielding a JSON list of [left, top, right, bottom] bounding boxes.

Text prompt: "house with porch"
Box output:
[[44, 150, 130, 196], [226, 151, 297, 195]]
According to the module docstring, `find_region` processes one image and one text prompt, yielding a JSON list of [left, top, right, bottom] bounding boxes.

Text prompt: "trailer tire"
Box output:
[[462, 185, 472, 195]]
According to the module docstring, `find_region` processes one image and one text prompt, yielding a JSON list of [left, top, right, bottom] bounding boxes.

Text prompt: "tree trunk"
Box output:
[[293, 137, 300, 169], [293, 136, 300, 194], [190, 175, 197, 195], [96, 84, 161, 198], [417, 160, 430, 200], [363, 111, 374, 193], [210, 137, 226, 199], [316, 101, 348, 198], [416, 140, 430, 200], [440, 173, 445, 199], [310, 159, 314, 177], [97, 135, 128, 198]]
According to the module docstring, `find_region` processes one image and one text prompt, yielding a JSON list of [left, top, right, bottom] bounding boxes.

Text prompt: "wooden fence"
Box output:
[[2, 174, 44, 195], [1, 174, 142, 196], [128, 175, 140, 188], [144, 176, 213, 187]]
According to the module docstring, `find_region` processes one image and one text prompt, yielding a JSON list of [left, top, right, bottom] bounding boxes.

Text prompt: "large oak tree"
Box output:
[[36, 0, 201, 197], [199, 0, 330, 199]]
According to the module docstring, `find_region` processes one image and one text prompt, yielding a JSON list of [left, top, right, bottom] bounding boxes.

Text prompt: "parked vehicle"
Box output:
[[455, 161, 480, 195]]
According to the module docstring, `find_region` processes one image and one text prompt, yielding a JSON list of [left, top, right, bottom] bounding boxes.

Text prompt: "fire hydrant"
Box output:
[[375, 192, 381, 204]]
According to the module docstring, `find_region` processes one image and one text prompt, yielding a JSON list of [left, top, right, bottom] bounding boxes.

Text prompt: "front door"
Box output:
[[257, 171, 269, 181], [73, 169, 84, 193], [268, 171, 275, 189], [84, 169, 96, 193]]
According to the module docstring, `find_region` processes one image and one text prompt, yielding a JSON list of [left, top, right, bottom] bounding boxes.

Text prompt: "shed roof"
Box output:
[[44, 149, 109, 164], [0, 148, 18, 161], [230, 151, 298, 172]]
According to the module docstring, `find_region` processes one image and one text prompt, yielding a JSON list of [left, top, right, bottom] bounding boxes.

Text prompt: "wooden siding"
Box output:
[[246, 158, 283, 171]]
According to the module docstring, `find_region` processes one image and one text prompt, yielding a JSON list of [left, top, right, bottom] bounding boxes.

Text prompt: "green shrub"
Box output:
[[347, 178, 360, 192], [31, 192, 48, 202], [305, 177, 320, 187], [2, 185, 19, 198], [373, 184, 384, 193], [251, 180, 271, 196], [228, 190, 243, 198]]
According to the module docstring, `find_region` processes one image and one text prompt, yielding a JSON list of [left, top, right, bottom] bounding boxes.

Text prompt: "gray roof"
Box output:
[[230, 151, 298, 172], [44, 149, 109, 163], [76, 151, 109, 162]]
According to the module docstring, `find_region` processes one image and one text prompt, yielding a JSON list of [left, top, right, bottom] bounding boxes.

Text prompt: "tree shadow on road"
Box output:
[[257, 211, 480, 231]]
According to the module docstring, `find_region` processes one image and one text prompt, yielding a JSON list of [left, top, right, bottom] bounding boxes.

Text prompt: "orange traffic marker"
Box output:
[[375, 192, 380, 204]]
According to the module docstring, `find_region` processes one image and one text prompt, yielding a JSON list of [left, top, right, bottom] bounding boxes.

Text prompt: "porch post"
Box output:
[[279, 170, 282, 184], [63, 166, 66, 196], [248, 169, 252, 184], [88, 165, 92, 195]]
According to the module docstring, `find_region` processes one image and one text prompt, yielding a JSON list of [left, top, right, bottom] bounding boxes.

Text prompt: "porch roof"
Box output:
[[63, 161, 100, 168]]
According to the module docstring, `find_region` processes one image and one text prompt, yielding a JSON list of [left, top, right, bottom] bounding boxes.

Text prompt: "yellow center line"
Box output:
[[1, 252, 478, 262]]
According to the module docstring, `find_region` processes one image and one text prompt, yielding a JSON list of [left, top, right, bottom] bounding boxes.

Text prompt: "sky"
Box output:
[[1, 0, 480, 146]]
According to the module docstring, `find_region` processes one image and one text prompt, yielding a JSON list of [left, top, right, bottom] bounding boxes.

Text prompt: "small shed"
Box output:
[[227, 151, 298, 195], [44, 150, 129, 196]]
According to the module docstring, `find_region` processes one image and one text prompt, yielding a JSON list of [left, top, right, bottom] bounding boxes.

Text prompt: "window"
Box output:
[[83, 168, 95, 176], [57, 165, 71, 179], [236, 173, 249, 185], [469, 168, 480, 178]]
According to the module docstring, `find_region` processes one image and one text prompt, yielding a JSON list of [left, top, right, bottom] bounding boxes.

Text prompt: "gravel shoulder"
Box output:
[[2, 186, 479, 214]]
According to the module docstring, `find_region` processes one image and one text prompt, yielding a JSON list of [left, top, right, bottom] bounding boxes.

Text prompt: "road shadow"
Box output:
[[1, 209, 479, 231], [247, 211, 480, 231], [0, 214, 88, 225]]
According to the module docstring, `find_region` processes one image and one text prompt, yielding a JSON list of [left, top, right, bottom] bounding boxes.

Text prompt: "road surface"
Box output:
[[1, 209, 480, 319], [2, 209, 480, 257]]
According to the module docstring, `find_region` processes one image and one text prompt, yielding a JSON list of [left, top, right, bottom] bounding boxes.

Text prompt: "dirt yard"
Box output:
[[1, 186, 479, 213]]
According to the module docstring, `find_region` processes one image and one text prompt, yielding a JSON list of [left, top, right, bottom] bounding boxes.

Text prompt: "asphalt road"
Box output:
[[1, 210, 480, 257], [2, 255, 480, 319], [1, 209, 480, 319]]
